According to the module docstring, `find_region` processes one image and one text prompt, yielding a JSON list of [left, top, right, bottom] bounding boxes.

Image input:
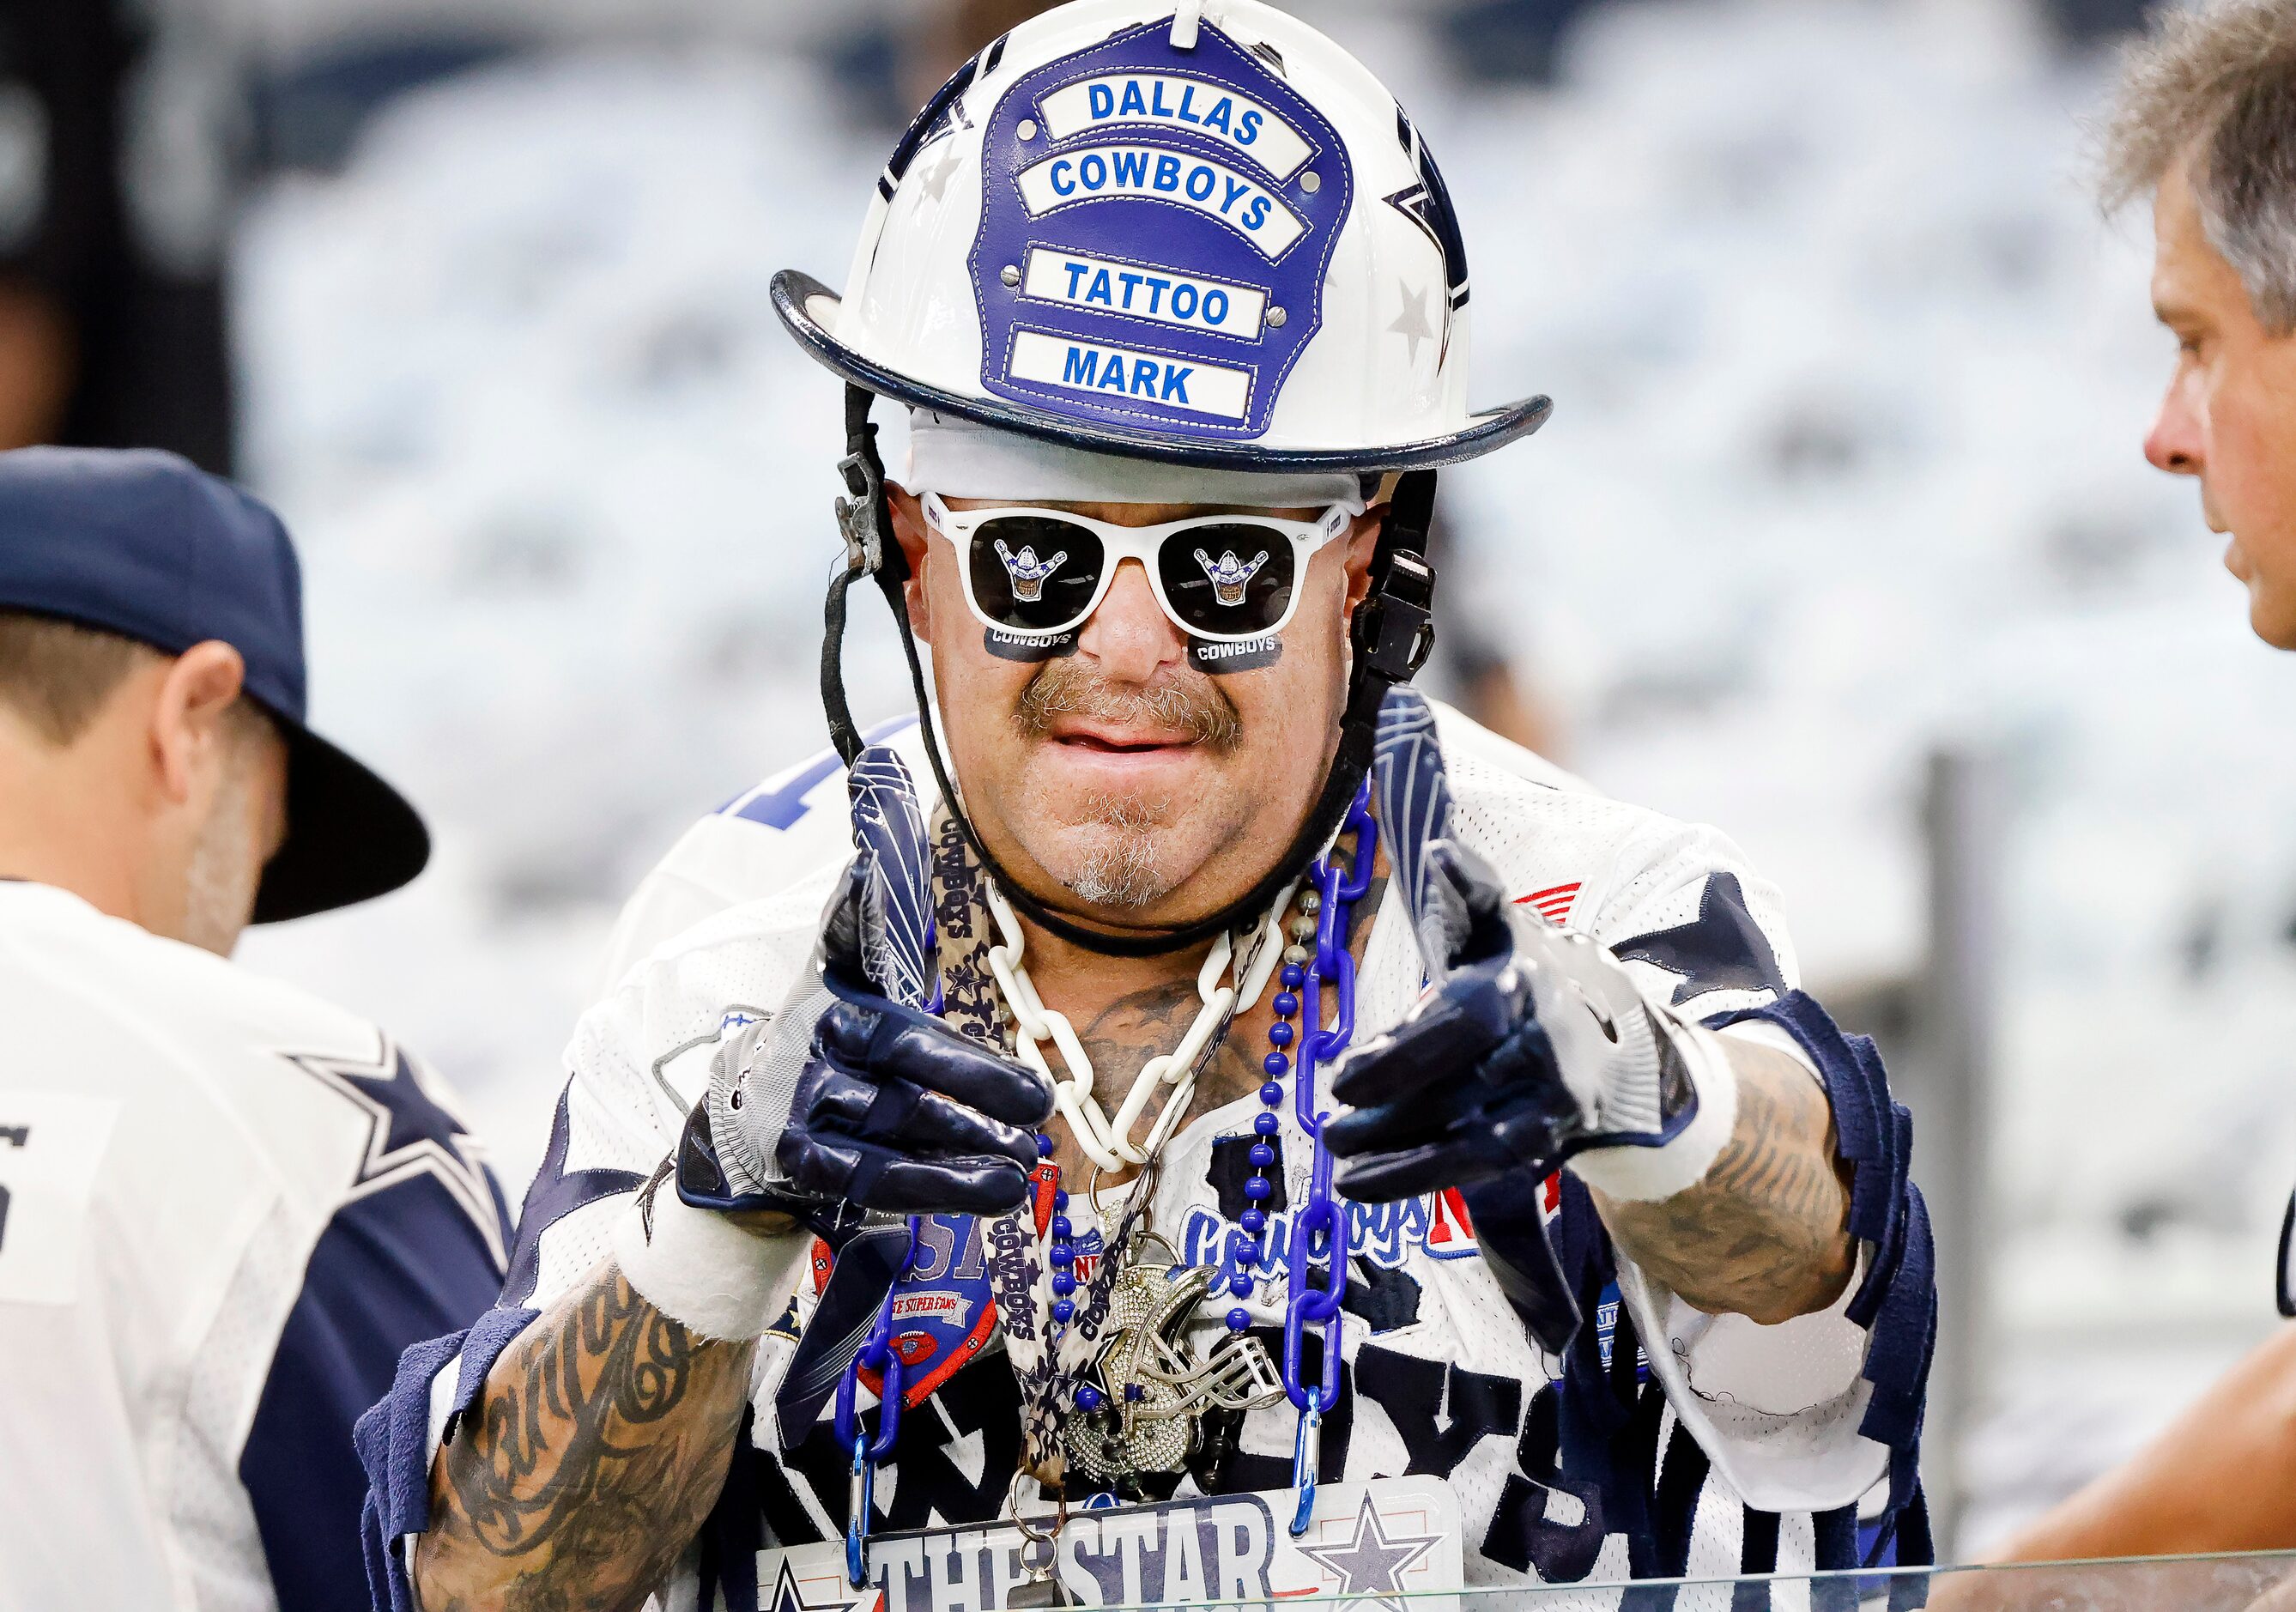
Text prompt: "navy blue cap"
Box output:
[[0, 446, 428, 921]]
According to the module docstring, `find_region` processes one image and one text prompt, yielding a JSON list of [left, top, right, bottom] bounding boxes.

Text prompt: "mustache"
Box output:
[[1011, 659, 1244, 752]]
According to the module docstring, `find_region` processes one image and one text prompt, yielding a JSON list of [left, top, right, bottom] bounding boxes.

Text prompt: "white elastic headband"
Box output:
[[899, 410, 1372, 515]]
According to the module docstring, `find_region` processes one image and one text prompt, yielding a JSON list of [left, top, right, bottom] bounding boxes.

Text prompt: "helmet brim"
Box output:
[[772, 270, 1551, 475]]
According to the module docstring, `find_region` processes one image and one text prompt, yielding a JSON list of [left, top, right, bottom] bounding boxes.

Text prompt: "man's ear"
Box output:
[[885, 488, 936, 645], [149, 640, 246, 805], [1342, 506, 1386, 616]]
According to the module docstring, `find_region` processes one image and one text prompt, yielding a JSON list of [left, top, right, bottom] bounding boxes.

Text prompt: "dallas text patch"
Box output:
[[1037, 74, 1313, 180]]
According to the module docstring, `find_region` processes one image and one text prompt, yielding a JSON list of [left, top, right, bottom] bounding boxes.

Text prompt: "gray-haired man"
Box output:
[[1997, 0, 2296, 1558]]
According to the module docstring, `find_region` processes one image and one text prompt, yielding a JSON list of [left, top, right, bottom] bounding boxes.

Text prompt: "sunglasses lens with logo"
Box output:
[[1157, 523, 1298, 639], [969, 517, 1106, 633]]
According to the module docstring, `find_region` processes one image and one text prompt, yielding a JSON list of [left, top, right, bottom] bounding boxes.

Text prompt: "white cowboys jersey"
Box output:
[[372, 700, 1911, 1609], [0, 882, 511, 1612]]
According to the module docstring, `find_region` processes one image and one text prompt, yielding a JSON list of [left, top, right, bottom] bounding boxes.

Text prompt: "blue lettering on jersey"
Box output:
[[1187, 1195, 1435, 1276]]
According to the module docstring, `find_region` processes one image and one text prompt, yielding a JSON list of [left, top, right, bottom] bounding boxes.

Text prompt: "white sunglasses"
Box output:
[[922, 491, 1352, 644]]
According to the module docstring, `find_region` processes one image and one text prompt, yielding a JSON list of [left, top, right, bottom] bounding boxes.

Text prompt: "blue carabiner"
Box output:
[[845, 1432, 873, 1586], [1289, 1403, 1324, 1536], [834, 1217, 919, 1585]]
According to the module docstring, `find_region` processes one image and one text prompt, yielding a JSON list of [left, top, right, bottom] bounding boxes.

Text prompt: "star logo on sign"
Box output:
[[282, 1035, 506, 1267], [766, 1559, 882, 1612], [1296, 1493, 1439, 1609], [1389, 282, 1435, 367]]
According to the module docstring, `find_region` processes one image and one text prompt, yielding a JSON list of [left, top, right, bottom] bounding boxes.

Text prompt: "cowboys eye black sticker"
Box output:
[[1190, 633, 1281, 674], [984, 627, 1080, 663]]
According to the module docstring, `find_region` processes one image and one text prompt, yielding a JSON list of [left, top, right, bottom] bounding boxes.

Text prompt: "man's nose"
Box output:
[[2146, 374, 2203, 476], [1077, 559, 1186, 682]]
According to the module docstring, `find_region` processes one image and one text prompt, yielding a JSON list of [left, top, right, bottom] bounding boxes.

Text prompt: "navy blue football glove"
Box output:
[[1327, 840, 1705, 1203], [676, 853, 1054, 1220]]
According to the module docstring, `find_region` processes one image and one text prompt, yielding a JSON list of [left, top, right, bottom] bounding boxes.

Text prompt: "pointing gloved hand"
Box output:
[[675, 854, 1056, 1221], [1326, 841, 1736, 1206]]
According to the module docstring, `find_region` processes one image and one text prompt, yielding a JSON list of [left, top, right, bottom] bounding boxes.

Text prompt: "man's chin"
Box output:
[[2250, 581, 2296, 651]]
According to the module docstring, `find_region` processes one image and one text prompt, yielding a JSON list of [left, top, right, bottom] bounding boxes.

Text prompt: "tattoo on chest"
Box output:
[[1078, 875, 1390, 1114]]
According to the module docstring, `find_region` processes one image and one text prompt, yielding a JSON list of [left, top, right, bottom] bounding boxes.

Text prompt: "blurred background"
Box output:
[[16, 0, 2296, 1560]]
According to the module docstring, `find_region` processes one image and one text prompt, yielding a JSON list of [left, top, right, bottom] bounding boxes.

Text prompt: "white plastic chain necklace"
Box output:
[[984, 880, 1299, 1172]]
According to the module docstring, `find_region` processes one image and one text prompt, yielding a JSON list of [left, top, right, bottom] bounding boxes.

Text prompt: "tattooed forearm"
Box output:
[[1591, 1038, 1855, 1325], [415, 1260, 759, 1612]]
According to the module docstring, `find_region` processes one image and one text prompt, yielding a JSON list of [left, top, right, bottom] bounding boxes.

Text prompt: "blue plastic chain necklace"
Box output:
[[1272, 779, 1374, 1535]]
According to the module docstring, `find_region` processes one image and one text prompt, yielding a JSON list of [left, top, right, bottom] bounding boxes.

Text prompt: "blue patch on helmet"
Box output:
[[969, 21, 1350, 442]]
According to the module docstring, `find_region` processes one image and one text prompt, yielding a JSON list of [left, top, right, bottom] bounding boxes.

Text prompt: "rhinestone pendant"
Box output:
[[1057, 1235, 1284, 1495]]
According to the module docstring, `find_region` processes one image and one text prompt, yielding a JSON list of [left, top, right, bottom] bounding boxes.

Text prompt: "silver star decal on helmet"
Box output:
[[1389, 281, 1435, 367], [917, 142, 961, 204]]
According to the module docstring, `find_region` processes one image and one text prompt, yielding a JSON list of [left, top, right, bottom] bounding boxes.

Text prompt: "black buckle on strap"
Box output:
[[1358, 551, 1437, 682]]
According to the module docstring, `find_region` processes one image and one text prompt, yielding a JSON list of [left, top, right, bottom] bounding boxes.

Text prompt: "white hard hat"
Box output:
[[772, 0, 1549, 471]]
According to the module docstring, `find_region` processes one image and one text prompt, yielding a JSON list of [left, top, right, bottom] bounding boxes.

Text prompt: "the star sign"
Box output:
[[282, 1034, 506, 1267], [1296, 1493, 1439, 1607], [1389, 282, 1435, 366], [767, 1558, 881, 1612], [1610, 871, 1788, 1007]]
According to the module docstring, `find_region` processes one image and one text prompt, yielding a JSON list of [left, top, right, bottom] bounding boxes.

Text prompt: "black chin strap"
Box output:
[[821, 384, 1439, 959]]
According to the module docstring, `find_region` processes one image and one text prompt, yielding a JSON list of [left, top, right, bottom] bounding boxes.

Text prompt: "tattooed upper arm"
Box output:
[[416, 1261, 759, 1612], [1591, 1036, 1855, 1325]]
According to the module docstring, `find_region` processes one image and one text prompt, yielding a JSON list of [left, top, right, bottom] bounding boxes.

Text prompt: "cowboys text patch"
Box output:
[[1015, 146, 1306, 258]]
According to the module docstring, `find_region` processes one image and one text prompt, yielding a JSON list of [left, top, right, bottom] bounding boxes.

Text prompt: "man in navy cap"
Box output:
[[0, 447, 511, 1609]]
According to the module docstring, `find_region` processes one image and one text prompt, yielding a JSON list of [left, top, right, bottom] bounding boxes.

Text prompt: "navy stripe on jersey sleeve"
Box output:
[[242, 1174, 507, 1612], [1609, 870, 1789, 1006], [501, 1089, 645, 1308]]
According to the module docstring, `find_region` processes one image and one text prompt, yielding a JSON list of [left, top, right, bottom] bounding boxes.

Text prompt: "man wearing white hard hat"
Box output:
[[364, 4, 1936, 1606]]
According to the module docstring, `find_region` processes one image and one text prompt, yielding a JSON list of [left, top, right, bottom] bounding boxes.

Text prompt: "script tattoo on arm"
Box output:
[[415, 1258, 759, 1612], [1590, 1036, 1857, 1325]]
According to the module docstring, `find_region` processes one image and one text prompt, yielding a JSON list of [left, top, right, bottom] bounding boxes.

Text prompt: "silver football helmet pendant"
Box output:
[[1060, 1238, 1285, 1492], [995, 538, 1068, 603], [1194, 547, 1269, 608]]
